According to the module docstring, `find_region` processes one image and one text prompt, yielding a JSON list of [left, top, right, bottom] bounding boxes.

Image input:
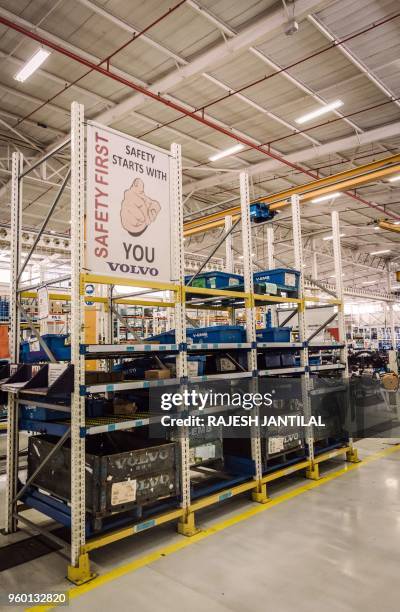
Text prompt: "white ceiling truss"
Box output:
[[0, 0, 398, 292]]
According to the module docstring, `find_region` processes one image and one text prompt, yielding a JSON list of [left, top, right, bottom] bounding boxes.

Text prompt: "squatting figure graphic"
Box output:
[[120, 178, 161, 236]]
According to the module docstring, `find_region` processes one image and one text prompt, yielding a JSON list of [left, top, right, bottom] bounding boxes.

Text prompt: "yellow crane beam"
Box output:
[[378, 220, 400, 234], [184, 154, 400, 237]]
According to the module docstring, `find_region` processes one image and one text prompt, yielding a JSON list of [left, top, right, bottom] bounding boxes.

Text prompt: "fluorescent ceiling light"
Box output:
[[295, 100, 343, 124], [323, 233, 345, 241], [370, 249, 390, 255], [311, 192, 342, 203], [362, 281, 376, 285], [14, 48, 50, 82], [388, 174, 400, 182], [209, 144, 244, 161]]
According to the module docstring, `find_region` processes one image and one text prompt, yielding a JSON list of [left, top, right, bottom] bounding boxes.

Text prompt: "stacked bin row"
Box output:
[[18, 265, 343, 531]]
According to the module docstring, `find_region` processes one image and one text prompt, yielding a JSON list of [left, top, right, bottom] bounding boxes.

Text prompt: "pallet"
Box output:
[[16, 444, 355, 573], [313, 436, 348, 455], [264, 446, 307, 472]]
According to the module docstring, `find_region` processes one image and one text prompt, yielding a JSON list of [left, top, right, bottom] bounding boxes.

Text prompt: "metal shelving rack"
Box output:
[[4, 102, 359, 585]]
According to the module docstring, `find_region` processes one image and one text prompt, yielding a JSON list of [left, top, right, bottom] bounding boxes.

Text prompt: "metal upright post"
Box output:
[[386, 266, 397, 354], [311, 239, 318, 296], [67, 102, 94, 584], [290, 196, 316, 479], [225, 215, 234, 273], [331, 211, 359, 463], [5, 152, 23, 533], [172, 144, 196, 536], [266, 225, 277, 327], [240, 173, 267, 503]]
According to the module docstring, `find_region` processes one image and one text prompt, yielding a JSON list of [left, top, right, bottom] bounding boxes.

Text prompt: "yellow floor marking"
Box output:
[[27, 443, 400, 611]]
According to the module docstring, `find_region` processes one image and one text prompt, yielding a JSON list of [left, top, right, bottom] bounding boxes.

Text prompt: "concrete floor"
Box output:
[[0, 438, 399, 611]]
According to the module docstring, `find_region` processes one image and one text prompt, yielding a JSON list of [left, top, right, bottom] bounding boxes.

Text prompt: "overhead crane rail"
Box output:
[[184, 153, 400, 237]]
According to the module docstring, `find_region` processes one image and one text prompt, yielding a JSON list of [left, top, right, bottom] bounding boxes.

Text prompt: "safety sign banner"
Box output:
[[86, 122, 172, 282]]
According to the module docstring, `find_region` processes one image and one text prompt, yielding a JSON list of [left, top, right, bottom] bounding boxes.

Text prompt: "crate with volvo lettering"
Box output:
[[189, 424, 223, 467], [27, 433, 179, 532]]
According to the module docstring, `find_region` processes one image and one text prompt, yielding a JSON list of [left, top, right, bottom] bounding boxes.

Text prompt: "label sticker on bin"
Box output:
[[284, 273, 296, 286], [111, 479, 136, 505], [268, 437, 285, 454]]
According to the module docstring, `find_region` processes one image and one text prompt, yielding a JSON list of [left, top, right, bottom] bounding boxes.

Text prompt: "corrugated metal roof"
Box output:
[[0, 0, 398, 282]]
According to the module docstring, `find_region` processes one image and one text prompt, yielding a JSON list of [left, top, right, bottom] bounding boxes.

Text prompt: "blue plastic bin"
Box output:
[[295, 355, 321, 366], [20, 334, 70, 363], [86, 398, 108, 417], [188, 325, 246, 344], [20, 405, 69, 421], [145, 331, 176, 344], [113, 357, 154, 380], [256, 327, 291, 342], [185, 271, 243, 289], [263, 353, 281, 368], [254, 268, 300, 294], [147, 325, 246, 345], [281, 352, 296, 367]]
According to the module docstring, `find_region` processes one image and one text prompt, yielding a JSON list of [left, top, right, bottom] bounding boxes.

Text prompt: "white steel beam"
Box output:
[[76, 0, 187, 65], [183, 121, 400, 193], [309, 15, 400, 111], [86, 0, 328, 125], [78, 0, 339, 158]]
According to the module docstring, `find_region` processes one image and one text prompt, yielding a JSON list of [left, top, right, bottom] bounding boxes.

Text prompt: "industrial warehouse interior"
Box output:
[[0, 0, 399, 610]]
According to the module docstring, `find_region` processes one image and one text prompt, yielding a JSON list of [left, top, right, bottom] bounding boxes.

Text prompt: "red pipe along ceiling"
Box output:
[[0, 14, 399, 220]]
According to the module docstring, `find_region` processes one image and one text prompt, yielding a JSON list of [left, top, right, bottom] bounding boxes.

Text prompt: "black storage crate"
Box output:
[[28, 432, 179, 529], [188, 424, 223, 467]]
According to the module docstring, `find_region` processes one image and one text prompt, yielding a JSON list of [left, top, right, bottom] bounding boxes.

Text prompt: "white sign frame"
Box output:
[[86, 121, 173, 283]]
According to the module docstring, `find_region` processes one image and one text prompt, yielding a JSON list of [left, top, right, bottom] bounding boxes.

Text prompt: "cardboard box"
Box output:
[[113, 399, 138, 416], [85, 370, 123, 384], [145, 369, 171, 380]]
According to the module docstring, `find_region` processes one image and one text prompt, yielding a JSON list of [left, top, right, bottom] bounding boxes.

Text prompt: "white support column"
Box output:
[[240, 172, 266, 503], [266, 225, 277, 327], [331, 211, 349, 376], [386, 265, 397, 372], [68, 102, 93, 583], [311, 239, 318, 296], [386, 266, 396, 350], [171, 144, 195, 535], [166, 290, 175, 330], [266, 226, 274, 270], [224, 215, 234, 273], [332, 211, 358, 462], [39, 264, 48, 335], [291, 195, 315, 477], [5, 151, 23, 533]]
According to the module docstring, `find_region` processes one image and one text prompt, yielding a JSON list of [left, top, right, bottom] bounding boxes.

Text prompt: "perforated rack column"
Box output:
[[290, 195, 315, 479], [266, 225, 278, 327], [5, 152, 23, 533], [224, 215, 234, 273], [68, 102, 95, 585], [332, 210, 359, 464], [240, 173, 266, 503], [171, 144, 196, 536]]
